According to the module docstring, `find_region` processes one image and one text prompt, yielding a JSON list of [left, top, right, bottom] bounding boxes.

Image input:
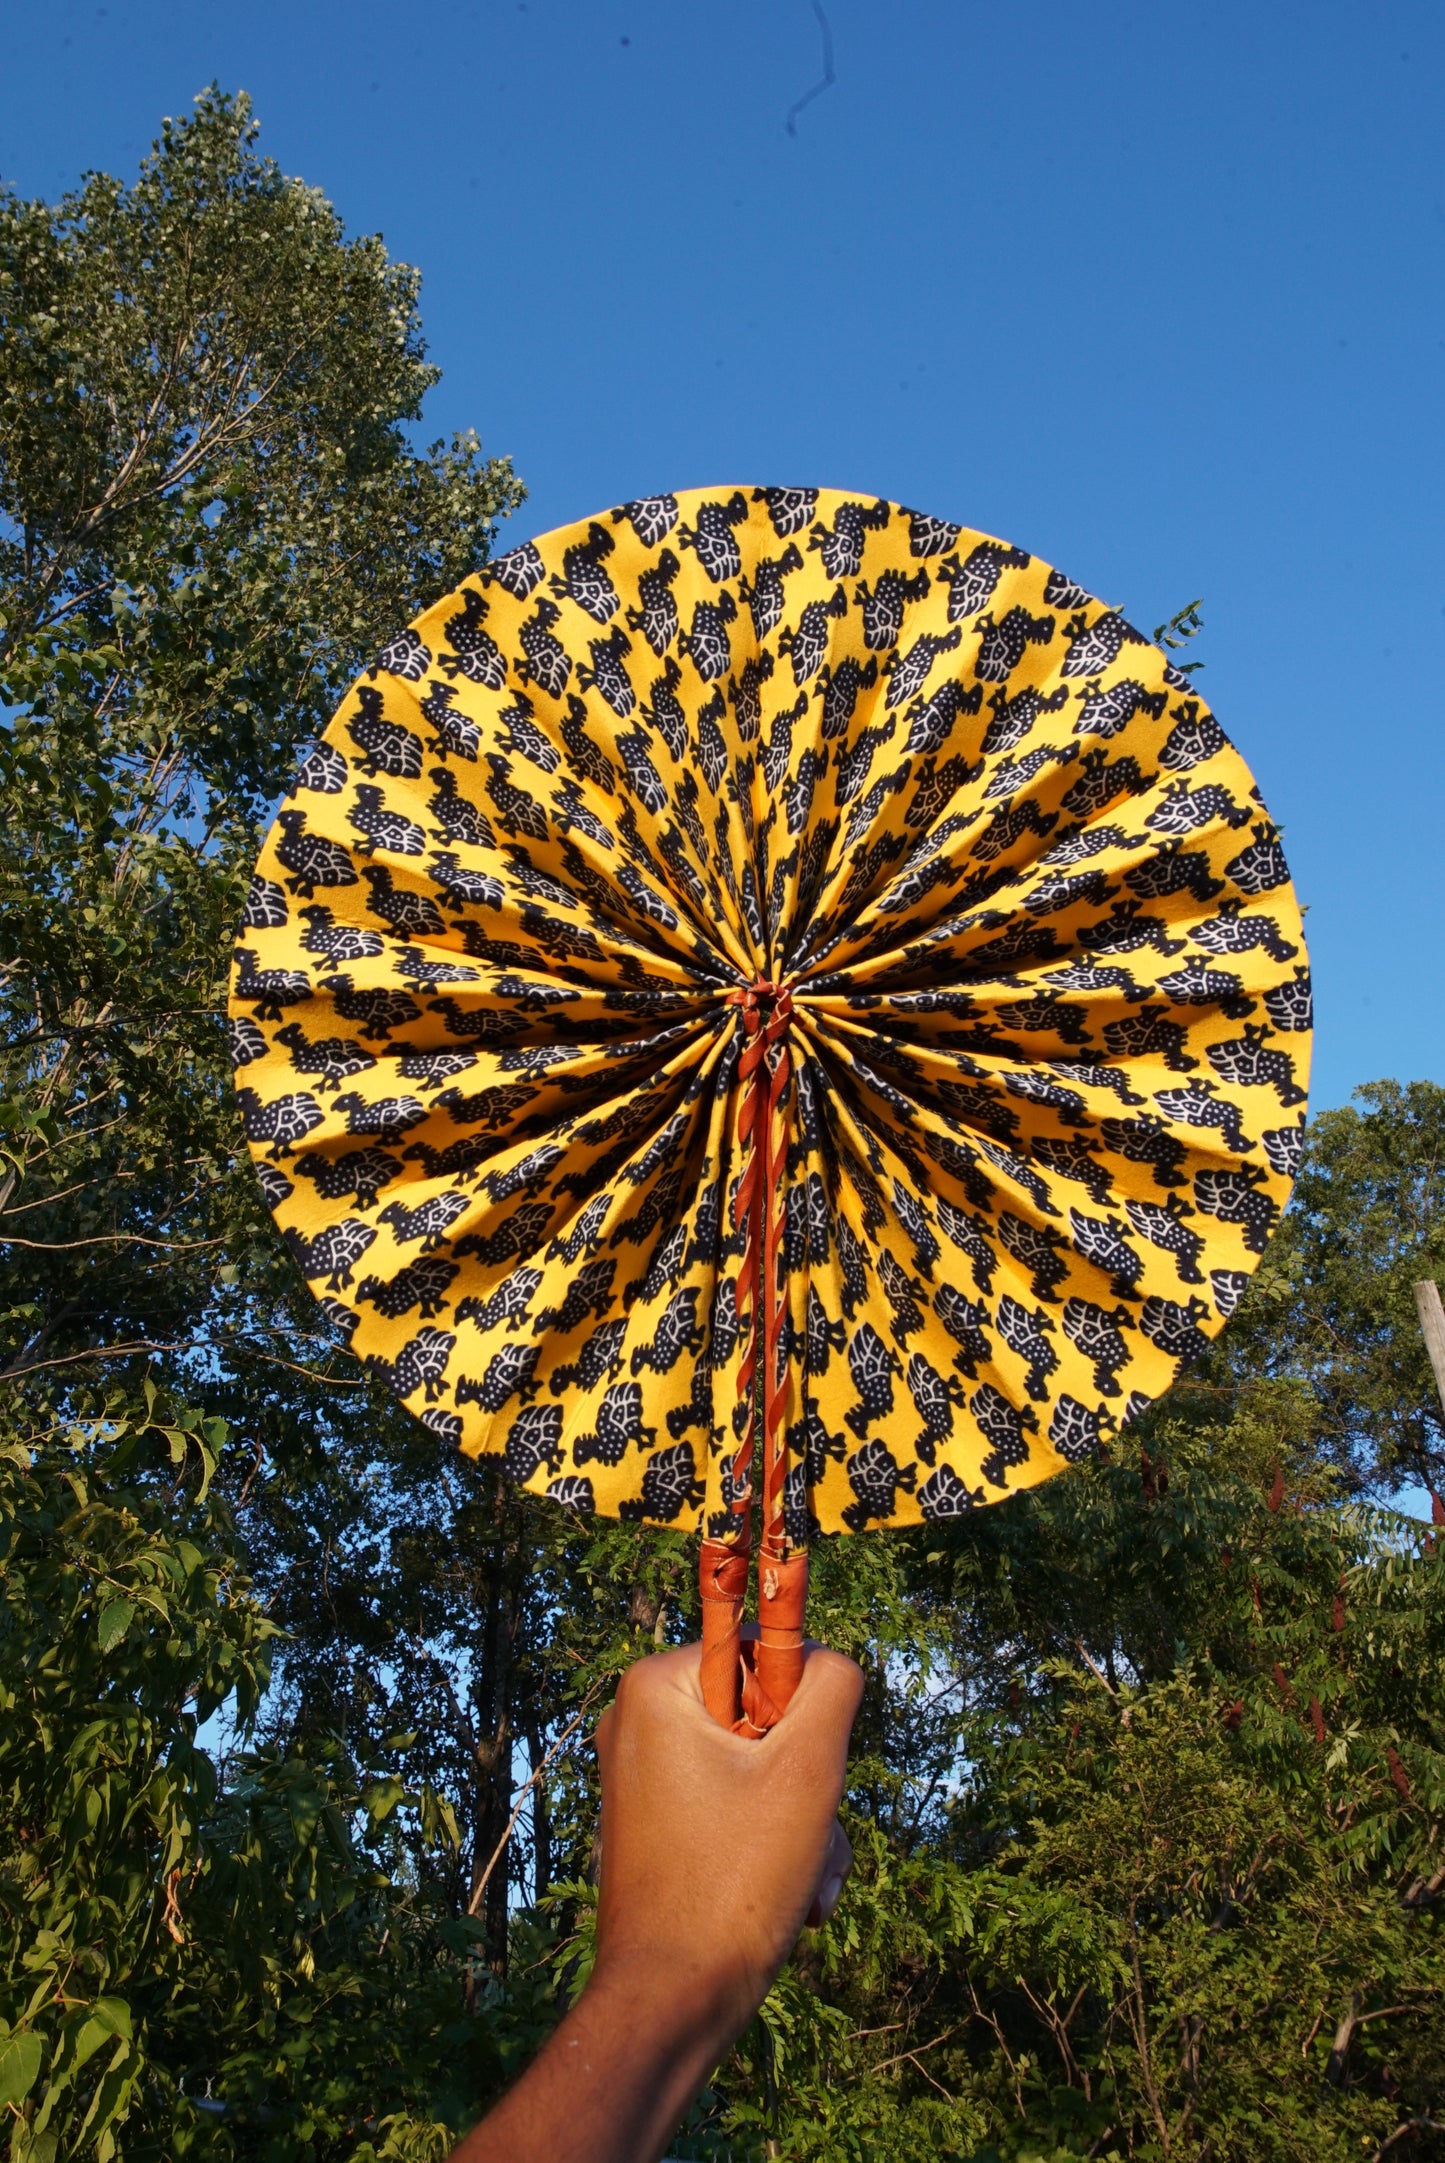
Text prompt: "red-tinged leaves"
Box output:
[[1139, 1448, 1158, 1504], [1220, 1548, 1232, 1569], [1309, 1696, 1326, 1745], [1272, 1662, 1294, 1706], [1432, 1490, 1444, 1527], [1387, 1746, 1413, 1802], [1222, 1699, 1243, 1732], [1267, 1464, 1285, 1513]]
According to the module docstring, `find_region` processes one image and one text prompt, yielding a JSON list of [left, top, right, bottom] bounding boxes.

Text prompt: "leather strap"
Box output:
[[698, 1533, 750, 1732], [698, 981, 809, 1736]]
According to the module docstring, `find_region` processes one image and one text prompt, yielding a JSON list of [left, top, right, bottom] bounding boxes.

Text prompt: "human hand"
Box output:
[[593, 1634, 864, 2048], [451, 1636, 862, 2163]]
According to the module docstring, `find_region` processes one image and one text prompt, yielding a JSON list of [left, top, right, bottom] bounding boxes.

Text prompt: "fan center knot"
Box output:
[[730, 976, 794, 1045]]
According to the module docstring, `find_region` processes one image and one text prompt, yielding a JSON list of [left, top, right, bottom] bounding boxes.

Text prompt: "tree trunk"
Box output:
[[1325, 1992, 1359, 2087], [1413, 1280, 1445, 1415]]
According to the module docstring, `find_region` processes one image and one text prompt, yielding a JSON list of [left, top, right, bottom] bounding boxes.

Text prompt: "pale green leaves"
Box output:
[[363, 1775, 407, 1825], [1, 1999, 136, 2163], [0, 2027, 43, 2108], [94, 1598, 134, 1653]]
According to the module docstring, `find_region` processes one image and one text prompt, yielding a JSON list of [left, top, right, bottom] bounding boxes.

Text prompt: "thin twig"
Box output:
[[222, 1341, 368, 1389], [0, 1232, 226, 1252], [1374, 2120, 1445, 2160], [1, 1334, 365, 1390], [871, 2022, 962, 2076], [1076, 1641, 1119, 1697], [468, 1687, 605, 1918], [895, 2050, 955, 2102], [0, 1180, 99, 1216], [1, 1338, 188, 1380]]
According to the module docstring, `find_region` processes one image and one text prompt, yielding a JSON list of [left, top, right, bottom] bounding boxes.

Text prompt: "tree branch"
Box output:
[[467, 1687, 605, 1919], [0, 1231, 227, 1252]]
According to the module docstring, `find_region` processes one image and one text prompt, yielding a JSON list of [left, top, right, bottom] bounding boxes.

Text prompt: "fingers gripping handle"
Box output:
[[698, 1539, 809, 1738], [699, 1536, 749, 1732], [752, 1546, 809, 1725]]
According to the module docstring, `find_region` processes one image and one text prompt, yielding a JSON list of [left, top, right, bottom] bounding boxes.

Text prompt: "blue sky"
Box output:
[[3, 0, 1441, 1113]]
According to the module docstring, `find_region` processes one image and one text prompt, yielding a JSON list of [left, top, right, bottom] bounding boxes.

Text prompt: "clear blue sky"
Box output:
[[4, 0, 1441, 1114]]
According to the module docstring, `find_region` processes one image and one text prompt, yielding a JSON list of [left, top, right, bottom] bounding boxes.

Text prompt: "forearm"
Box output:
[[448, 1644, 862, 2163], [452, 1959, 736, 2163]]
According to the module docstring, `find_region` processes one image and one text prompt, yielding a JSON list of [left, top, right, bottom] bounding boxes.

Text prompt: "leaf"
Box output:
[[193, 1435, 216, 1505], [419, 1784, 461, 1852], [363, 1775, 406, 1825], [90, 2000, 132, 2044], [73, 2034, 138, 2151], [96, 1598, 135, 1652], [0, 2029, 43, 2108]]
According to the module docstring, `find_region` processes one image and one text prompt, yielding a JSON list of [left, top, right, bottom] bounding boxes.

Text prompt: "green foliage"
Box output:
[[0, 1405, 262, 2161], [1211, 1082, 1445, 1488], [709, 1426, 1445, 2163], [0, 82, 521, 1439], [0, 1414, 565, 2160], [3, 87, 1443, 2163], [1150, 600, 1205, 676]]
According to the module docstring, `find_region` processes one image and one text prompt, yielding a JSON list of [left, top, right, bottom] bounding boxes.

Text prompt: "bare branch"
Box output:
[[1373, 2119, 1445, 2160], [0, 1231, 227, 1252], [1, 1337, 187, 1380], [1076, 1640, 1119, 1698], [467, 1687, 606, 1919]]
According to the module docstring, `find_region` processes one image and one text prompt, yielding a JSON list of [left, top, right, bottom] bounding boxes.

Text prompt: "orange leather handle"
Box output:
[[752, 1545, 809, 1722], [699, 1536, 749, 1732], [703, 980, 809, 1737], [698, 1540, 809, 1738]]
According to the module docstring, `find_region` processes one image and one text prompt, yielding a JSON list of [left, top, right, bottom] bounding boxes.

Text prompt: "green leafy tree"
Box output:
[[705, 1389, 1444, 2163], [0, 1406, 559, 2161], [0, 87, 536, 2158], [0, 83, 520, 1411], [1208, 1082, 1445, 1492], [3, 88, 1443, 2163], [0, 1402, 272, 2161]]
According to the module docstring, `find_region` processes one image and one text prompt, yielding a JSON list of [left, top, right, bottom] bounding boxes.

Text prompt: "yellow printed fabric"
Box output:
[[228, 488, 1310, 1537]]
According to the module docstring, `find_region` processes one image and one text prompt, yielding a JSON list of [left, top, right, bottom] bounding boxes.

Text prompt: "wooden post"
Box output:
[[1413, 1279, 1445, 1416]]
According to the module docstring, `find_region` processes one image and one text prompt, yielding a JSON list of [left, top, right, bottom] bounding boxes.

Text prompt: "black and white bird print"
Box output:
[[231, 489, 1309, 1536]]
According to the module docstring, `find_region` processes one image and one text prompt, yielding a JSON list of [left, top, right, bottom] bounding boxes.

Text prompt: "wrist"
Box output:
[[454, 1955, 741, 2163], [585, 1942, 754, 2076]]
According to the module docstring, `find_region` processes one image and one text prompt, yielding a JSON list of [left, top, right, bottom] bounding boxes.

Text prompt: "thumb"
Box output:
[[804, 1818, 853, 1929]]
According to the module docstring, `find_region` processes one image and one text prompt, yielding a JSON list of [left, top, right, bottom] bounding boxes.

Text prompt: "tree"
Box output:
[[3, 88, 1442, 2163], [0, 1406, 565, 2162], [719, 1388, 1445, 2163], [0, 83, 521, 1411], [1205, 1082, 1445, 1493], [0, 87, 537, 2158]]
